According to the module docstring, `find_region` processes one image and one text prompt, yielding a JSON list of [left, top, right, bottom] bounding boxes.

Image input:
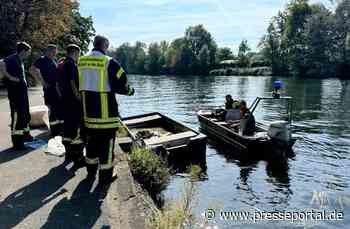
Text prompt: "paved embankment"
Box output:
[[0, 90, 156, 229]]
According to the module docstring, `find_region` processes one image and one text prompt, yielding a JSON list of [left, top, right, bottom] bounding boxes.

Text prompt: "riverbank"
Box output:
[[210, 66, 272, 76], [0, 92, 156, 229]]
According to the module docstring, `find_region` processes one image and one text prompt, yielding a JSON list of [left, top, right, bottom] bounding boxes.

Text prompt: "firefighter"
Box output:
[[57, 44, 85, 168], [78, 35, 135, 185], [0, 42, 33, 150], [30, 44, 63, 137]]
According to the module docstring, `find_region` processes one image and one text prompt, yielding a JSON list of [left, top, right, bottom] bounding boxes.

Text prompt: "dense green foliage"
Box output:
[[56, 6, 95, 54], [129, 146, 170, 198], [109, 25, 226, 76], [260, 0, 350, 78], [106, 23, 287, 77], [0, 1, 94, 58]]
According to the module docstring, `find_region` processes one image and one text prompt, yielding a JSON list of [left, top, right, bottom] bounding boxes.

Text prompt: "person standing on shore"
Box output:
[[0, 42, 33, 150], [30, 44, 63, 137], [78, 35, 135, 186], [57, 44, 85, 168]]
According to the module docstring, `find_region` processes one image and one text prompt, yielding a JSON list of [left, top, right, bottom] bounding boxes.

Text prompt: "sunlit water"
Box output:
[[118, 75, 350, 228]]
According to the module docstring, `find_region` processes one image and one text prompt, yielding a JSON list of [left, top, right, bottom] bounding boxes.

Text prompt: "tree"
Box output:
[[303, 4, 336, 77], [112, 43, 133, 72], [159, 40, 169, 70], [56, 3, 95, 54], [237, 39, 251, 67], [134, 41, 147, 74], [284, 0, 313, 76], [185, 25, 217, 74], [146, 42, 162, 75], [0, 0, 74, 57], [334, 0, 350, 78], [198, 45, 210, 75], [216, 47, 234, 63], [260, 22, 279, 72]]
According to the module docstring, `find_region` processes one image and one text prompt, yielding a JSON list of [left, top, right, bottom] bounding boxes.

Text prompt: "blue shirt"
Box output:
[[34, 56, 58, 88], [4, 54, 27, 86]]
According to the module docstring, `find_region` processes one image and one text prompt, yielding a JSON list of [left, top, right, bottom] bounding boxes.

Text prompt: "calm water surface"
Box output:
[[118, 75, 350, 228]]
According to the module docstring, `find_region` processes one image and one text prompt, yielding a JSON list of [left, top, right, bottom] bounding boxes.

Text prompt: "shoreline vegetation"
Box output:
[[106, 0, 350, 79], [210, 67, 272, 76], [1, 1, 349, 81]]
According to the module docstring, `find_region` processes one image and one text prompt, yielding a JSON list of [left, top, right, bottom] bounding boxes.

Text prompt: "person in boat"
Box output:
[[225, 94, 234, 109], [225, 99, 241, 122], [240, 100, 256, 136]]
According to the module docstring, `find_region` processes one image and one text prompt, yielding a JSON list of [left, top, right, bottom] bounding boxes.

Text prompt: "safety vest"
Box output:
[[78, 52, 111, 92], [78, 51, 121, 129]]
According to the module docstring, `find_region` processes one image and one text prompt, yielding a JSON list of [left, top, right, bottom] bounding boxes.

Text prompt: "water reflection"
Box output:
[[210, 140, 293, 210]]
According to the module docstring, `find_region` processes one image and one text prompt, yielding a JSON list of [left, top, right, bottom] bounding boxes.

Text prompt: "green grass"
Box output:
[[129, 146, 170, 198]]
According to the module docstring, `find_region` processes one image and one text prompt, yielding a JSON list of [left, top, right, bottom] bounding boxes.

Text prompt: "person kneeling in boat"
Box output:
[[225, 98, 241, 131], [239, 100, 256, 136]]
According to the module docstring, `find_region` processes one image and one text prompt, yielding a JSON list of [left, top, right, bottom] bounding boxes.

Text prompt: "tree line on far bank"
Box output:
[[108, 25, 264, 76], [110, 0, 350, 78], [260, 0, 350, 78]]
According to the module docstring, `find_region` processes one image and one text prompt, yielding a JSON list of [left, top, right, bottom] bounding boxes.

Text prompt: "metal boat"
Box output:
[[118, 112, 207, 167], [197, 96, 296, 161]]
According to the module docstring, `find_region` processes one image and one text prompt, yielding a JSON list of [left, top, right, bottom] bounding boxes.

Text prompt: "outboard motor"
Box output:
[[268, 121, 292, 143]]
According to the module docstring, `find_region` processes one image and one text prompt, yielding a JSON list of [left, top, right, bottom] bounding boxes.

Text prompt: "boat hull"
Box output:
[[197, 112, 295, 161], [120, 112, 207, 169]]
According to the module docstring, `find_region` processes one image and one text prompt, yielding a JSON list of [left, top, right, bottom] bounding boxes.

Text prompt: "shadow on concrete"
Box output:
[[0, 131, 49, 165], [41, 179, 111, 229], [0, 162, 75, 229], [0, 147, 35, 165]]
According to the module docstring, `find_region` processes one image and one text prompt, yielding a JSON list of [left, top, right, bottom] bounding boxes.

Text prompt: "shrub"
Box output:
[[129, 146, 170, 197]]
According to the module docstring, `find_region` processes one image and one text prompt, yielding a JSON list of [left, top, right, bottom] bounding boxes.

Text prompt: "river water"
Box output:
[[117, 75, 350, 228]]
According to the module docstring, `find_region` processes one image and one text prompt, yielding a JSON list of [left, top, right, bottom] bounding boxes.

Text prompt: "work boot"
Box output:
[[65, 152, 73, 163], [86, 165, 98, 180], [72, 156, 86, 170], [12, 136, 27, 151]]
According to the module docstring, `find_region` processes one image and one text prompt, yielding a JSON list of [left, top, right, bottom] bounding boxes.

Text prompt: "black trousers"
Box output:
[[85, 129, 116, 184], [10, 109, 30, 147], [62, 101, 84, 162], [44, 89, 63, 137], [8, 84, 30, 147]]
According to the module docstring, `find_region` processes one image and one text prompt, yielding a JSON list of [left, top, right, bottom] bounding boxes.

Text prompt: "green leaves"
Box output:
[[260, 0, 350, 78], [129, 146, 170, 197], [56, 8, 95, 54], [109, 25, 218, 76]]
